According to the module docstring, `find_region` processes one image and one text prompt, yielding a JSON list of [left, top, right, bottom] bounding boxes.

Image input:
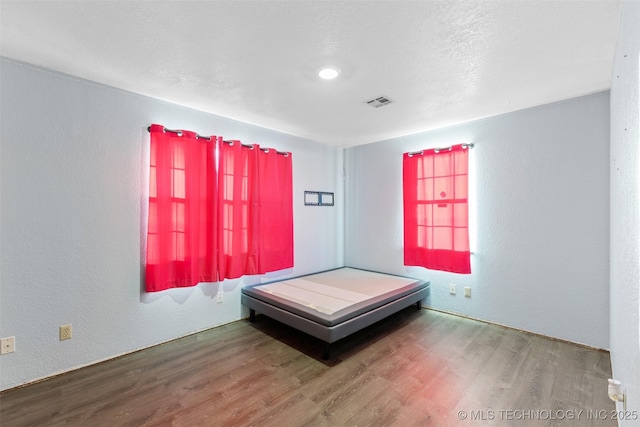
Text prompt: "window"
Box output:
[[257, 148, 293, 272], [403, 144, 471, 274], [218, 140, 259, 279], [217, 142, 293, 280], [145, 125, 293, 291], [145, 125, 218, 291]]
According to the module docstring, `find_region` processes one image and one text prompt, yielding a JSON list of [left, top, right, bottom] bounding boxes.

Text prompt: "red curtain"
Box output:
[[217, 142, 294, 279], [145, 124, 218, 291], [403, 144, 471, 274], [146, 126, 294, 289], [217, 140, 260, 279], [258, 148, 294, 272]]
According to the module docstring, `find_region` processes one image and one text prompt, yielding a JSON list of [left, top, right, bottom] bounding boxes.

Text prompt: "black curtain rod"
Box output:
[[147, 127, 288, 155], [148, 125, 183, 136], [222, 140, 289, 156], [408, 143, 475, 157], [223, 139, 254, 149], [147, 125, 209, 139], [260, 147, 289, 156]]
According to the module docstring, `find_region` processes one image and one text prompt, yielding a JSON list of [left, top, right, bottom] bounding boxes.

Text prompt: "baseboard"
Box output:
[[423, 306, 610, 353]]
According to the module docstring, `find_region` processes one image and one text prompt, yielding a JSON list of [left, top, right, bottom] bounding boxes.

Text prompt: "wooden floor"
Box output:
[[1, 309, 615, 426]]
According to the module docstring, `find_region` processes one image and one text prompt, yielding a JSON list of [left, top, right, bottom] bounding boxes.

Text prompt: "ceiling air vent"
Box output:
[[364, 95, 393, 108]]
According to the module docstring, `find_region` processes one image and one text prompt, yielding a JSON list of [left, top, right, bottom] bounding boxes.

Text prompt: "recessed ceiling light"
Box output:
[[318, 66, 340, 80]]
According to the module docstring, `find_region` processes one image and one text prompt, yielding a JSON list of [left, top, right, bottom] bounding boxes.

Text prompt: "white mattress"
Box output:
[[253, 268, 417, 315]]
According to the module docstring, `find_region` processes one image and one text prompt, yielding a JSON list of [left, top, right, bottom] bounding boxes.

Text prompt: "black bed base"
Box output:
[[243, 285, 428, 360], [248, 299, 423, 359]]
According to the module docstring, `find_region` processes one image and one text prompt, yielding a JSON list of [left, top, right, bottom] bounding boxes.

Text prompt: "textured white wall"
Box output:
[[610, 1, 640, 423], [345, 93, 610, 349], [0, 59, 343, 390]]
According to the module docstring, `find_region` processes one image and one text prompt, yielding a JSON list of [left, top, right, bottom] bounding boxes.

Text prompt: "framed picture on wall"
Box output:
[[304, 191, 334, 206], [319, 192, 334, 206], [304, 191, 320, 205]]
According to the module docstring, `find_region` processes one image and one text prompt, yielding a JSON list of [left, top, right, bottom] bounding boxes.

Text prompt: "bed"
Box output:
[[241, 267, 430, 359]]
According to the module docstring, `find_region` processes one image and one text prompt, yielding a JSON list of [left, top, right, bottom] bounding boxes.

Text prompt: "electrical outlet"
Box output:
[[449, 284, 456, 295], [59, 324, 72, 341], [216, 292, 224, 303], [1, 337, 15, 355], [464, 287, 471, 297]]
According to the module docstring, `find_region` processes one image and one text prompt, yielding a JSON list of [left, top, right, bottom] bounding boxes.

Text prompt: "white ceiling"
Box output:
[[0, 1, 621, 147]]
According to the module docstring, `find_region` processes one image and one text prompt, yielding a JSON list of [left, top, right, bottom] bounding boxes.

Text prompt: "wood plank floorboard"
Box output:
[[0, 309, 616, 426]]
